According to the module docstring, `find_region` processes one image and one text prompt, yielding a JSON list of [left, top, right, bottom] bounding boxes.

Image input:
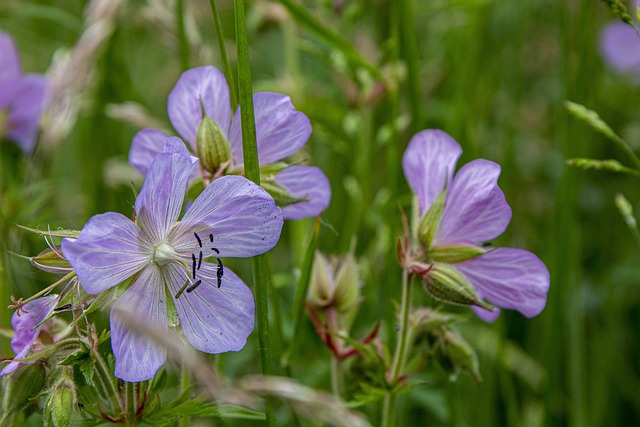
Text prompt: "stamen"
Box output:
[[216, 257, 224, 288], [212, 247, 220, 254], [175, 280, 190, 299], [53, 304, 72, 312], [191, 254, 197, 279], [197, 251, 203, 270], [209, 234, 214, 242], [194, 232, 203, 247], [186, 280, 202, 293]]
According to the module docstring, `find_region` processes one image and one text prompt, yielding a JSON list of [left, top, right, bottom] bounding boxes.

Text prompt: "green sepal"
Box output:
[[261, 175, 307, 207], [16, 224, 81, 238], [30, 246, 72, 273], [443, 330, 482, 382], [429, 244, 487, 264], [196, 116, 231, 173], [259, 161, 289, 175], [1, 362, 48, 419], [333, 253, 360, 313], [418, 189, 446, 249], [423, 264, 494, 311]]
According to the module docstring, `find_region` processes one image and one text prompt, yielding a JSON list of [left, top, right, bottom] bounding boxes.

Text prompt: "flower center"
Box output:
[[153, 242, 179, 266]]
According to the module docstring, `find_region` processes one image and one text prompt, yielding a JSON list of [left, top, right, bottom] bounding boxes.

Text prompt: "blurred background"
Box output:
[[1, 0, 639, 425]]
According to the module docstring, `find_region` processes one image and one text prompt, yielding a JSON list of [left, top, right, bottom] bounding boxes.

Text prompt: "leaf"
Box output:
[[16, 225, 81, 238]]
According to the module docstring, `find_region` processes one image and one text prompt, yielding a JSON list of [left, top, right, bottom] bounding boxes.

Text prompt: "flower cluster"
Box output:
[[0, 31, 47, 153]]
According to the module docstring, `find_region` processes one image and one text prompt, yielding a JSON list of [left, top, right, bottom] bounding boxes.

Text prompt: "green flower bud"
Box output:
[[418, 189, 446, 249], [333, 253, 360, 312], [443, 330, 481, 382], [261, 175, 307, 207], [31, 246, 72, 274], [308, 252, 333, 308], [423, 264, 494, 311], [428, 244, 486, 264], [1, 362, 47, 421], [49, 387, 74, 427], [196, 116, 230, 173]]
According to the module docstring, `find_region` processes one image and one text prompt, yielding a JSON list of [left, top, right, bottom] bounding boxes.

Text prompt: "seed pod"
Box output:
[[423, 264, 493, 311], [196, 116, 230, 173]]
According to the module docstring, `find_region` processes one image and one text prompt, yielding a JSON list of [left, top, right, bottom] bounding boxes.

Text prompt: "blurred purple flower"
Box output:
[[0, 31, 47, 153], [63, 138, 283, 381], [402, 130, 549, 322], [1, 295, 59, 376], [129, 65, 330, 220], [600, 2, 640, 79]]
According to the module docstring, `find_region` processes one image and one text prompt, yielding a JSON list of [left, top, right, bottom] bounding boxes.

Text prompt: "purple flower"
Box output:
[[600, 2, 640, 80], [0, 31, 47, 153], [129, 65, 331, 220], [402, 130, 549, 322], [62, 138, 284, 381], [1, 295, 59, 376]]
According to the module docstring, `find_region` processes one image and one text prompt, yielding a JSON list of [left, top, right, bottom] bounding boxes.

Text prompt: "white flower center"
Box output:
[[153, 242, 179, 266]]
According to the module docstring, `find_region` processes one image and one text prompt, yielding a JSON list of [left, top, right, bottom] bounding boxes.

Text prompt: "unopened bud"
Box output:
[[50, 387, 74, 427], [31, 247, 73, 274], [429, 244, 486, 264], [196, 116, 230, 173], [423, 264, 493, 311], [308, 252, 333, 307], [444, 330, 481, 382], [418, 190, 446, 249], [334, 254, 360, 312], [1, 362, 47, 419]]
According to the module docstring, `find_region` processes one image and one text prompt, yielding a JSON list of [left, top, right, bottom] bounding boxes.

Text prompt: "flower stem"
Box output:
[[208, 0, 237, 109], [381, 268, 412, 427], [124, 381, 135, 426], [176, 0, 190, 71], [93, 349, 124, 416], [233, 1, 275, 425], [179, 365, 191, 427]]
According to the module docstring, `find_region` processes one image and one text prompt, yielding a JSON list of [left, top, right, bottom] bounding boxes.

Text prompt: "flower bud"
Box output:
[[423, 264, 493, 311], [418, 189, 446, 249], [261, 175, 307, 207], [333, 253, 360, 312], [428, 244, 486, 264], [308, 252, 333, 308], [443, 330, 481, 382], [196, 116, 230, 173], [43, 385, 75, 427], [31, 246, 73, 274], [1, 362, 47, 419]]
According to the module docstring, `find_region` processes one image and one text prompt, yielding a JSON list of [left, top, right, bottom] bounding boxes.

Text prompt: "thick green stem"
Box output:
[[179, 366, 191, 427], [93, 350, 123, 416], [124, 381, 135, 426], [176, 0, 190, 71], [209, 0, 237, 109], [233, 1, 275, 425], [381, 269, 412, 427]]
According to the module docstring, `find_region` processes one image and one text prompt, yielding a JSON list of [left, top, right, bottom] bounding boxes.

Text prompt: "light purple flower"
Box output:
[[1, 295, 59, 376], [600, 2, 640, 80], [0, 31, 47, 153], [128, 65, 330, 220], [402, 130, 549, 322], [62, 138, 284, 382]]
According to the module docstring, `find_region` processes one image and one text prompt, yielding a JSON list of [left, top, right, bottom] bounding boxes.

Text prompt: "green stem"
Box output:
[[176, 0, 190, 71], [179, 366, 191, 427], [397, 0, 424, 131], [233, 1, 275, 425], [93, 350, 123, 416], [330, 355, 342, 397], [381, 269, 412, 427], [209, 0, 238, 108], [124, 381, 135, 426]]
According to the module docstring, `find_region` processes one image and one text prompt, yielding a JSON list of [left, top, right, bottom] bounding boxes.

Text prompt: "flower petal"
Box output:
[[402, 130, 462, 215], [599, 21, 640, 75], [167, 66, 231, 150], [135, 146, 197, 243], [62, 212, 151, 294], [110, 265, 168, 382], [275, 166, 331, 220], [0, 295, 59, 376], [456, 248, 550, 318], [129, 129, 171, 176], [228, 92, 311, 166], [6, 75, 47, 153], [170, 175, 283, 257], [435, 159, 511, 245], [165, 263, 254, 353], [471, 305, 501, 323], [0, 31, 21, 109]]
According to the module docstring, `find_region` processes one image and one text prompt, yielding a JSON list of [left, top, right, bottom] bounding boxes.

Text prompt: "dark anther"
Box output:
[[209, 234, 214, 242], [186, 280, 202, 293], [191, 254, 197, 279], [54, 304, 72, 312], [197, 251, 203, 270], [212, 247, 220, 254], [194, 232, 203, 247], [216, 258, 224, 288]]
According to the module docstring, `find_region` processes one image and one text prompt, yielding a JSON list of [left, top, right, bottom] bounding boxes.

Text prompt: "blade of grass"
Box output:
[[209, 0, 237, 109], [176, 0, 190, 71]]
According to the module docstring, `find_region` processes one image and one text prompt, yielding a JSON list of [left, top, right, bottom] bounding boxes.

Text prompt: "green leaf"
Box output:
[[16, 224, 81, 238]]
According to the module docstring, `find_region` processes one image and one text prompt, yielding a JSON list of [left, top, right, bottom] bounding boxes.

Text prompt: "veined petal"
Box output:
[[228, 92, 311, 166], [167, 66, 231, 150], [165, 263, 254, 353], [600, 21, 640, 74], [456, 248, 550, 318], [275, 166, 331, 220], [110, 265, 168, 382], [435, 159, 511, 245], [0, 31, 21, 109], [402, 130, 462, 215], [170, 175, 283, 257], [6, 75, 47, 153], [135, 147, 197, 243], [62, 212, 151, 294], [129, 129, 170, 176], [0, 295, 59, 376]]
